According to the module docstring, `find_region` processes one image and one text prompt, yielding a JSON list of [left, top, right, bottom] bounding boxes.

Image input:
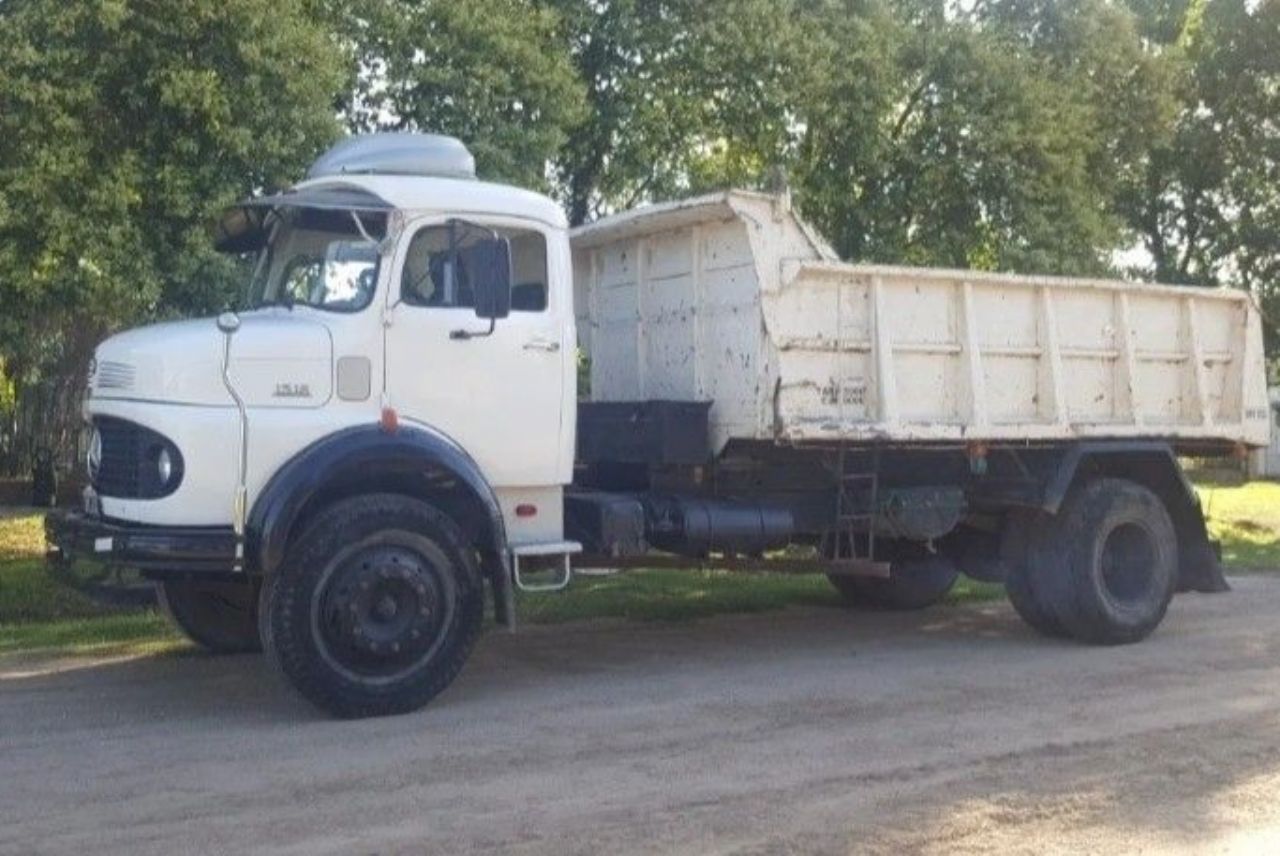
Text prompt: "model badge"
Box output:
[[273, 382, 312, 399]]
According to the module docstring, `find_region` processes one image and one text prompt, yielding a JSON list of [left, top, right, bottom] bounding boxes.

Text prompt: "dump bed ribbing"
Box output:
[[572, 190, 1269, 454]]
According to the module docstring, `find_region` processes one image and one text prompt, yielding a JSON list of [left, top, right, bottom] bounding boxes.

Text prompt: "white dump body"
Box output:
[[572, 191, 1271, 454]]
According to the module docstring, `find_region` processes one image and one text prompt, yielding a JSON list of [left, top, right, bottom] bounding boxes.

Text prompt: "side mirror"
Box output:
[[462, 237, 512, 321]]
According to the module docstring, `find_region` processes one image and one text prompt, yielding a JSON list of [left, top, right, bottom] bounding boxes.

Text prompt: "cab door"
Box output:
[[383, 216, 568, 487]]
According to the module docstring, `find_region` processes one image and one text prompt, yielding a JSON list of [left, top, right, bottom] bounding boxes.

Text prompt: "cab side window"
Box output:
[[508, 231, 548, 312], [401, 222, 548, 312]]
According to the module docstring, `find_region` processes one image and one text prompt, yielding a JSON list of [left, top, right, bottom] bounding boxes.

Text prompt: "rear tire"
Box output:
[[260, 494, 484, 718], [157, 579, 262, 654], [828, 547, 959, 611], [1018, 478, 1177, 645], [942, 527, 1008, 583], [1002, 509, 1069, 638]]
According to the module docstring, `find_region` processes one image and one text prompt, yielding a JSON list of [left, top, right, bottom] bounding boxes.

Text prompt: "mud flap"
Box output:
[[1178, 532, 1230, 594], [486, 551, 517, 630]]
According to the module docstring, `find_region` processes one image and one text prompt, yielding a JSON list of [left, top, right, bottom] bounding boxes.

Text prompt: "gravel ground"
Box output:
[[3, 577, 1280, 855]]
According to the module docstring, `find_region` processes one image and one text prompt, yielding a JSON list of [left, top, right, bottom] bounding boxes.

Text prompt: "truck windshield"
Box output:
[[247, 208, 386, 313]]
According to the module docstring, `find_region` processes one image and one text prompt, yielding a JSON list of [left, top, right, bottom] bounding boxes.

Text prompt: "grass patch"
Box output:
[[0, 510, 139, 626], [1198, 480, 1280, 570], [0, 509, 179, 656], [0, 611, 181, 657], [517, 569, 1001, 624], [0, 509, 44, 560], [519, 569, 838, 624], [0, 553, 177, 656], [946, 577, 1005, 604], [0, 557, 122, 622]]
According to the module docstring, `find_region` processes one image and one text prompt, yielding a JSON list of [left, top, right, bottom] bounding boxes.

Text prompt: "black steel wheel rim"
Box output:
[[312, 537, 454, 683], [1100, 521, 1158, 607]]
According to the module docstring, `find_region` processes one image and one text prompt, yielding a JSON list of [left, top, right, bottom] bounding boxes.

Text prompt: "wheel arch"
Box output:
[[246, 424, 514, 624], [1041, 442, 1226, 594]]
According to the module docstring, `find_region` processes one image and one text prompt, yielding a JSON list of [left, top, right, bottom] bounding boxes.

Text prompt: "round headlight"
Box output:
[[86, 427, 103, 482], [156, 447, 173, 485]]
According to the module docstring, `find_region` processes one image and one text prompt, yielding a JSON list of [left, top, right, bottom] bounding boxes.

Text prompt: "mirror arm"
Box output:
[[449, 317, 497, 341], [350, 211, 379, 246]]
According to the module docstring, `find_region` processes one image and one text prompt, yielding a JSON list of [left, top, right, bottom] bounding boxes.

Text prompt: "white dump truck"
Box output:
[[48, 134, 1270, 718]]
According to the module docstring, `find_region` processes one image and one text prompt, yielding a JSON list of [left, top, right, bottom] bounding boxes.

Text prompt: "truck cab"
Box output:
[[51, 134, 580, 716]]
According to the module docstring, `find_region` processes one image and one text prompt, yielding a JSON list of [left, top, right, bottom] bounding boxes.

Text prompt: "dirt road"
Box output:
[[5, 578, 1280, 855]]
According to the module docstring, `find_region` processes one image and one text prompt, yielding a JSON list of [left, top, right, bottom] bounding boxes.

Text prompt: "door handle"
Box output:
[[523, 338, 561, 353]]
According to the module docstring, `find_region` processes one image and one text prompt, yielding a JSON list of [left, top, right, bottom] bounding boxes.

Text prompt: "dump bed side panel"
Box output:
[[573, 204, 768, 451], [573, 192, 1270, 453], [769, 263, 1270, 447]]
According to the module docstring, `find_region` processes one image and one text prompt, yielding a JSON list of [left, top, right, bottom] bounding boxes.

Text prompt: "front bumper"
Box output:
[[45, 508, 239, 576]]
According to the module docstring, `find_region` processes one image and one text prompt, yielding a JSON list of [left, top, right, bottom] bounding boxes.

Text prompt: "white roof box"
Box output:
[[307, 133, 476, 181]]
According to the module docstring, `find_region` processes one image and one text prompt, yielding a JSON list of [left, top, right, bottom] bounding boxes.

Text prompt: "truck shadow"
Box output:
[[0, 601, 1049, 726], [3, 590, 1275, 856], [450, 600, 1065, 708], [0, 648, 314, 724]]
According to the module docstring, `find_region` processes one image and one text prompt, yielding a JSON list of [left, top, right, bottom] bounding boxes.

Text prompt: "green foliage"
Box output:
[[0, 513, 148, 635], [0, 0, 346, 320], [0, 510, 176, 654], [2, 0, 1274, 315], [793, 0, 1161, 274], [518, 569, 1001, 624], [0, 0, 1277, 476], [1118, 0, 1280, 344], [0, 511, 43, 561], [545, 0, 812, 224], [576, 348, 591, 399], [0, 359, 14, 421], [1198, 480, 1280, 571], [344, 0, 585, 190], [0, 0, 346, 468], [0, 607, 179, 657]]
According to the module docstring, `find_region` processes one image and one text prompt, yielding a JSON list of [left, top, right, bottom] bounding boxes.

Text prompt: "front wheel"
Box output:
[[260, 494, 485, 718], [157, 579, 262, 654]]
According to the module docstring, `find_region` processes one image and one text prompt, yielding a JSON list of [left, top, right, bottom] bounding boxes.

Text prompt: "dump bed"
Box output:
[[571, 191, 1270, 455]]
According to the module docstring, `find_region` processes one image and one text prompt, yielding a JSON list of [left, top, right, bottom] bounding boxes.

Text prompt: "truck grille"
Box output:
[[91, 416, 183, 499]]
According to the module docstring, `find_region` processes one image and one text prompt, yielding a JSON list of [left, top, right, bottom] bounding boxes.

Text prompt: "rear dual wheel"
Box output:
[[826, 540, 959, 611], [259, 494, 484, 719], [1003, 478, 1177, 645]]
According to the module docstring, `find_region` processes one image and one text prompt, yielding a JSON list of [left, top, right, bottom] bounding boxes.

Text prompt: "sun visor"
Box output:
[[212, 185, 394, 253]]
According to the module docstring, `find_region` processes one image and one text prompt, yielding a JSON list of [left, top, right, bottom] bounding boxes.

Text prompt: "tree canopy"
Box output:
[[341, 0, 585, 189], [0, 0, 1277, 470], [0, 0, 346, 466], [794, 0, 1176, 274]]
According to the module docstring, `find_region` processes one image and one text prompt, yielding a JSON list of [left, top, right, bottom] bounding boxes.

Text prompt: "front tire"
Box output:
[[157, 579, 262, 654], [260, 494, 485, 718]]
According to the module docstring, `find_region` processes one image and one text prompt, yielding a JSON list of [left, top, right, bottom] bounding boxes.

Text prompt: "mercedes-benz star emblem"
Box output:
[[86, 428, 103, 482]]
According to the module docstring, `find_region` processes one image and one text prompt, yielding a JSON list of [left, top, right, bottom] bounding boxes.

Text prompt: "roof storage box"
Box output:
[[307, 133, 476, 180]]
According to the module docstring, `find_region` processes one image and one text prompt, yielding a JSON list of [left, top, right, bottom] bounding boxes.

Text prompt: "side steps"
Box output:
[[511, 540, 582, 593]]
